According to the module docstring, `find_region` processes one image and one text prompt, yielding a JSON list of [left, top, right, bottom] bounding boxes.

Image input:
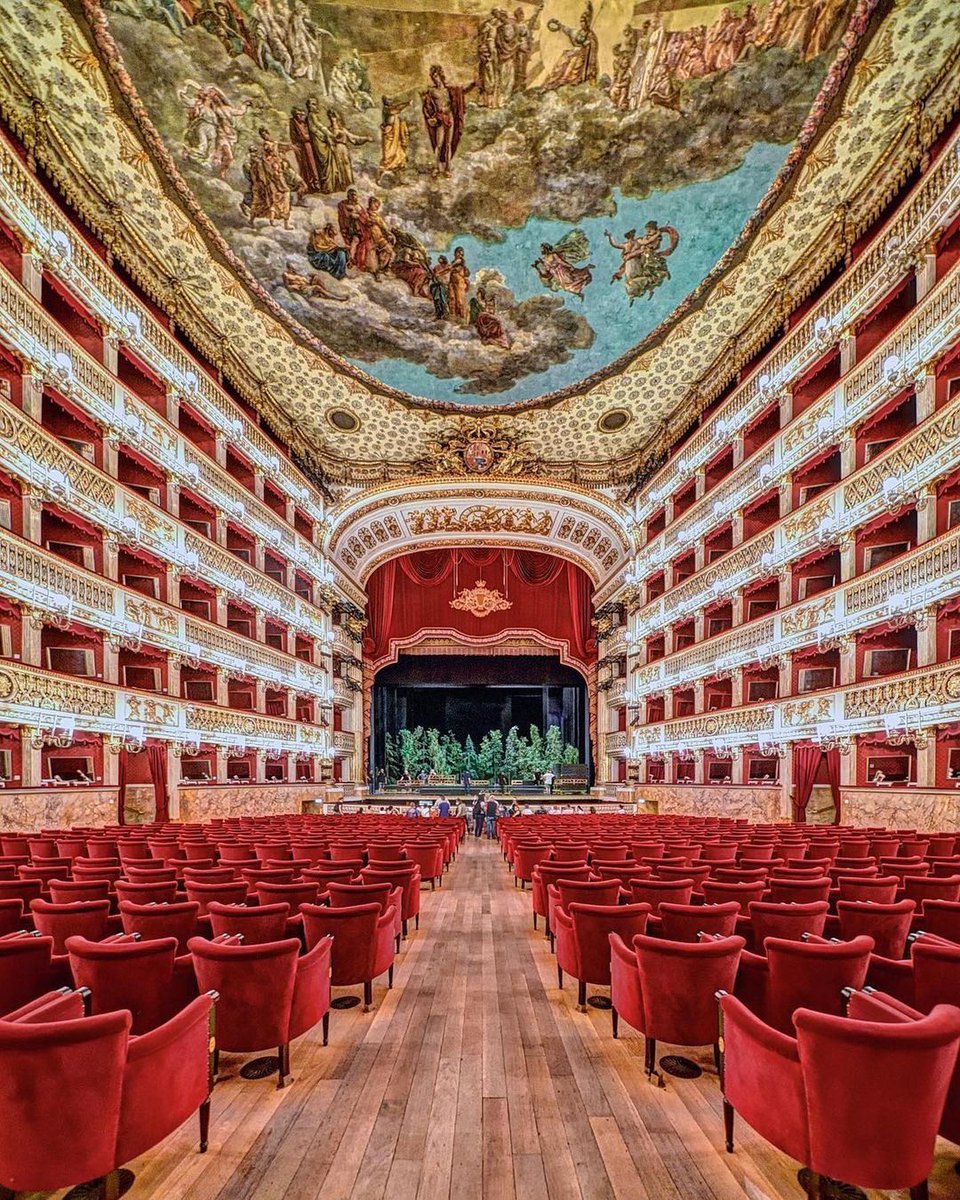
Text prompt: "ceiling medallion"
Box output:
[[450, 580, 513, 619], [418, 418, 538, 477], [598, 409, 631, 433], [327, 408, 361, 433]]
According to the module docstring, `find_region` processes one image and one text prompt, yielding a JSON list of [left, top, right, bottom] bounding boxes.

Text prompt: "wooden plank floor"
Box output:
[[70, 837, 960, 1200]]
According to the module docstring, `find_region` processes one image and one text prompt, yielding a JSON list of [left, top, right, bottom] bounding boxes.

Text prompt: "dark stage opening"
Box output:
[[372, 654, 589, 778]]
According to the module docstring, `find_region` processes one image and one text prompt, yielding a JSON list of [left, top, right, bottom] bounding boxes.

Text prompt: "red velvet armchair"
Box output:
[[0, 990, 216, 1200], [511, 843, 552, 890], [189, 935, 331, 1086], [114, 879, 180, 906], [737, 935, 874, 1032], [747, 900, 828, 951], [531, 863, 590, 934], [208, 900, 292, 944], [627, 877, 695, 914], [835, 898, 915, 959], [657, 901, 740, 943], [30, 898, 112, 953], [327, 881, 403, 946], [701, 880, 766, 914], [119, 899, 202, 953], [302, 901, 396, 1011], [718, 990, 960, 1199], [554, 901, 650, 1010], [66, 934, 198, 1034], [49, 878, 113, 905], [403, 842, 445, 890], [0, 934, 72, 1012], [546, 878, 618, 944], [360, 864, 421, 937], [184, 880, 250, 915], [633, 932, 744, 1080]]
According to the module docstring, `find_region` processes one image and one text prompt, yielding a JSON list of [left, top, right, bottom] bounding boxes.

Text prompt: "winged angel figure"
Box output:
[[532, 229, 594, 299]]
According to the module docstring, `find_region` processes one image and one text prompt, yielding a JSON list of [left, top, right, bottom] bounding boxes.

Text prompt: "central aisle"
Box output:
[[126, 835, 957, 1200]]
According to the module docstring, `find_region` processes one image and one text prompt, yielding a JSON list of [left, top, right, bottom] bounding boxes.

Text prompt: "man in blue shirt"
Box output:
[[437, 796, 450, 818]]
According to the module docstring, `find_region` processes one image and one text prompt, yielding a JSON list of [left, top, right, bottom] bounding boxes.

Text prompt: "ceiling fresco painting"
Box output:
[[97, 0, 857, 405]]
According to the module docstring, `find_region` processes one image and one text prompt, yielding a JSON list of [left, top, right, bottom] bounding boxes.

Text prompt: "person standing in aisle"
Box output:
[[437, 795, 451, 818], [485, 793, 499, 838], [472, 793, 485, 837]]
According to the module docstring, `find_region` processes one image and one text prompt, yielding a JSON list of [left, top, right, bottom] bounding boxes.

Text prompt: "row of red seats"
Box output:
[[0, 816, 463, 1197], [513, 827, 960, 1198]]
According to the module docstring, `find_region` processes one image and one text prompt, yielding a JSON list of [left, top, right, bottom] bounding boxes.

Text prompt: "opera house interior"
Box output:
[[1, 0, 960, 1196]]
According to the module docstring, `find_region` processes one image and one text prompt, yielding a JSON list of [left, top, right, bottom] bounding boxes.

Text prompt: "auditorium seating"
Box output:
[[190, 935, 332, 1087], [301, 902, 396, 1012], [66, 934, 199, 1035], [30, 898, 112, 953], [0, 989, 216, 1198], [719, 989, 960, 1199], [626, 932, 744, 1079], [554, 901, 650, 1010]]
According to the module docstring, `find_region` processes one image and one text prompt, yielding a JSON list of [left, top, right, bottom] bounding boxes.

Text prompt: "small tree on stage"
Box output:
[[426, 727, 444, 774], [478, 730, 504, 781], [504, 725, 522, 782], [543, 724, 564, 771], [463, 735, 478, 776], [442, 731, 464, 778], [384, 731, 402, 782]]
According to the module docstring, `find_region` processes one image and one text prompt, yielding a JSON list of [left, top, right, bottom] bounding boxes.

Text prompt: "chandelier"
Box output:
[[450, 579, 512, 619]]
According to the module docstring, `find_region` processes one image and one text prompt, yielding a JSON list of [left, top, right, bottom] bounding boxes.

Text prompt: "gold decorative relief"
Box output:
[[0, 664, 115, 718], [408, 506, 553, 538]]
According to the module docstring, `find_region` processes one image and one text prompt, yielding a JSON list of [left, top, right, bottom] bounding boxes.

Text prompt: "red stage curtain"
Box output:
[[397, 551, 454, 585], [363, 558, 398, 657], [147, 743, 169, 824], [459, 548, 502, 569], [116, 749, 128, 826], [266, 699, 286, 716], [792, 745, 822, 823], [366, 549, 595, 668], [510, 551, 565, 587], [566, 562, 595, 663], [824, 747, 842, 823]]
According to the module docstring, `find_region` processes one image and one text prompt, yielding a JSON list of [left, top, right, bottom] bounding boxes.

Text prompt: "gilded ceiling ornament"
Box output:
[[450, 580, 513, 619], [417, 419, 539, 478]]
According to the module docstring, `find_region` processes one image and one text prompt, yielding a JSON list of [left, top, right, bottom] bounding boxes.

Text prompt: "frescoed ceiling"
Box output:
[[0, 0, 956, 489]]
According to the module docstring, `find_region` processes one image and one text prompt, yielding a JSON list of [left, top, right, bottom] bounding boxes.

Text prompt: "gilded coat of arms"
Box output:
[[450, 579, 513, 618]]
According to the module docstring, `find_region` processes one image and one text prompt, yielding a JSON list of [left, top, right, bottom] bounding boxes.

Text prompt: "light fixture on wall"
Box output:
[[814, 723, 852, 754], [29, 714, 76, 750]]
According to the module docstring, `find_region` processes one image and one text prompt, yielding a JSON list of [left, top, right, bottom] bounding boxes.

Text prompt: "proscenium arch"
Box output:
[[324, 479, 636, 594]]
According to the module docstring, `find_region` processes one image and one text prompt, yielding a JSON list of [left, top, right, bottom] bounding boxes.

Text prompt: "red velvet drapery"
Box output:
[[823, 747, 841, 823], [793, 746, 842, 823], [116, 749, 128, 826], [792, 745, 822, 823], [147, 743, 170, 824], [364, 549, 596, 670]]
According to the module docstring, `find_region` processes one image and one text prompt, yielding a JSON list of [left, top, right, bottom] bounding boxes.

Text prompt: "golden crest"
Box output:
[[450, 580, 513, 619]]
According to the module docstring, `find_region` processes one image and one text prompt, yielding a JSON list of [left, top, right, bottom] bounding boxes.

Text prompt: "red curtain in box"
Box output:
[[364, 549, 595, 670], [147, 742, 170, 824], [793, 745, 841, 824]]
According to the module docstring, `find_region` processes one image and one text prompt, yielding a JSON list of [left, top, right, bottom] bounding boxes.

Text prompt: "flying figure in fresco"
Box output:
[[532, 229, 594, 299], [605, 221, 680, 304]]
